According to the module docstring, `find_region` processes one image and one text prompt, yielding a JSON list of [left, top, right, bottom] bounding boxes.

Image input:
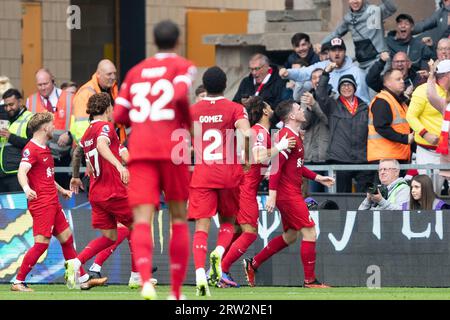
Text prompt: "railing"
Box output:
[[54, 164, 450, 193]]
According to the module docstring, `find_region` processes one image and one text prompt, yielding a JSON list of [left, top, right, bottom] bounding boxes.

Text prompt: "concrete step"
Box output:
[[203, 31, 330, 51], [266, 9, 322, 22], [265, 20, 324, 33]]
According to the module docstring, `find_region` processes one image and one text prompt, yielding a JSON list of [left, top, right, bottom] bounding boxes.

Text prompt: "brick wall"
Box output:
[[0, 1, 22, 91]]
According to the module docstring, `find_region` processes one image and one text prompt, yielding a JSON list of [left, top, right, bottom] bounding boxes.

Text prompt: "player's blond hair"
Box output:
[[28, 112, 54, 134]]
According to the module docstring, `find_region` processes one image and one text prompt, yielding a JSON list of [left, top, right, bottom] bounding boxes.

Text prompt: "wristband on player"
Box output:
[[275, 139, 289, 152], [419, 129, 428, 138], [23, 185, 31, 193]]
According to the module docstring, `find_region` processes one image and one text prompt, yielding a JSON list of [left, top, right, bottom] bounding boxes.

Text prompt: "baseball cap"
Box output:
[[395, 13, 414, 25], [329, 37, 346, 51], [436, 60, 450, 74]]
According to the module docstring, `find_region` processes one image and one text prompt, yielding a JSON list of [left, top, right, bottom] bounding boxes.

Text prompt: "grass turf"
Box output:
[[1, 284, 450, 300]]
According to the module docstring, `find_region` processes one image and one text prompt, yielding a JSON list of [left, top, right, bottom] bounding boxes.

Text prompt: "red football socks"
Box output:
[[78, 236, 115, 264], [193, 230, 208, 270], [16, 242, 48, 282], [222, 232, 257, 273], [216, 222, 235, 252], [94, 226, 129, 266], [170, 223, 190, 299], [301, 240, 316, 282], [252, 235, 288, 269], [131, 223, 153, 283], [61, 235, 86, 276]]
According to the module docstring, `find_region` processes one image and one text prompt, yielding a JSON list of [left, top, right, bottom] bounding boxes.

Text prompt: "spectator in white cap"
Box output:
[[279, 37, 371, 105], [315, 66, 373, 193], [425, 59, 450, 188], [321, 0, 397, 70], [406, 59, 450, 194]]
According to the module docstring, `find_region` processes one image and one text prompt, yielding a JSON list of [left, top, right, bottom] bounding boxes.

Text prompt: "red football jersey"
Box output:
[[113, 53, 196, 161], [240, 123, 272, 197], [190, 96, 248, 189], [20, 139, 58, 211], [80, 120, 127, 202], [269, 126, 317, 200]]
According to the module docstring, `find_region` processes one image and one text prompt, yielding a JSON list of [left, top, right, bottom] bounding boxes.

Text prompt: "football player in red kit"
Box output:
[[243, 100, 335, 288], [65, 92, 133, 290], [188, 66, 251, 296], [114, 20, 196, 300], [12, 112, 104, 292], [219, 96, 295, 287]]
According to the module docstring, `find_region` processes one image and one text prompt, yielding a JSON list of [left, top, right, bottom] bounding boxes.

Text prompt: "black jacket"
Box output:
[[385, 31, 435, 73], [233, 65, 286, 109], [316, 72, 369, 164], [366, 58, 425, 93]]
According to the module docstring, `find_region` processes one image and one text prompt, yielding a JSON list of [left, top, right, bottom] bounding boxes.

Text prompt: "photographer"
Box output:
[[358, 159, 410, 210]]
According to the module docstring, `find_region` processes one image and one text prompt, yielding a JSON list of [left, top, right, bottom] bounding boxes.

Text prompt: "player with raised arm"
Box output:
[[64, 92, 132, 290], [12, 112, 104, 292], [243, 100, 335, 288], [218, 96, 295, 287], [189, 66, 252, 296], [113, 20, 196, 300]]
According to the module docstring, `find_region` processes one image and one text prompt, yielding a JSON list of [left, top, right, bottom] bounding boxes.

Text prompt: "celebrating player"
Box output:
[[12, 112, 104, 292], [64, 93, 132, 289], [113, 20, 196, 300], [218, 96, 295, 287], [243, 100, 335, 288], [189, 66, 252, 296]]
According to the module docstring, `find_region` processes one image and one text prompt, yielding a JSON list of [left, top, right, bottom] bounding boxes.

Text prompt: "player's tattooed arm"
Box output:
[[71, 145, 84, 178], [70, 145, 84, 194]]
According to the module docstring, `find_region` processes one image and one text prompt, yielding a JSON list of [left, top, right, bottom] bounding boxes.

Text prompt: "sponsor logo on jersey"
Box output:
[[297, 158, 303, 168]]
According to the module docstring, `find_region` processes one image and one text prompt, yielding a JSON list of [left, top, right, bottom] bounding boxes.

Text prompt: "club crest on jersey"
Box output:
[[102, 125, 110, 133], [23, 149, 30, 158], [256, 132, 264, 142]]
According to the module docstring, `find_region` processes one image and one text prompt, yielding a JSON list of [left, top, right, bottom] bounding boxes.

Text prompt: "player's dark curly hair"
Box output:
[[245, 96, 269, 126], [86, 92, 111, 121], [275, 100, 295, 123], [154, 20, 179, 50], [202, 66, 227, 94]]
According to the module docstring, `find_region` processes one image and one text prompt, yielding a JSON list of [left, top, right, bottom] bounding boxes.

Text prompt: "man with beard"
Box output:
[[0, 89, 33, 192]]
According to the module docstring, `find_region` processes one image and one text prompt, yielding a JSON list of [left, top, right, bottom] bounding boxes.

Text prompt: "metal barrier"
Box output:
[[54, 163, 450, 193]]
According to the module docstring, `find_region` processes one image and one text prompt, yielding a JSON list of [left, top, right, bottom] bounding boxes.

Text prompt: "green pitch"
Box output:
[[1, 285, 450, 300]]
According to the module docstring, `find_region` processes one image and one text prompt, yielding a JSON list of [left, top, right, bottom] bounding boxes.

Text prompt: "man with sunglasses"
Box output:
[[0, 89, 33, 192], [233, 53, 285, 110]]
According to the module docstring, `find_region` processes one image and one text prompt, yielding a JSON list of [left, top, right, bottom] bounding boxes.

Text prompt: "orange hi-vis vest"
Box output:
[[72, 73, 126, 143], [26, 89, 73, 131], [367, 90, 411, 162]]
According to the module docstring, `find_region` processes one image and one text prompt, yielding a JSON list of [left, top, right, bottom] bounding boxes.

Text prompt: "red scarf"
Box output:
[[436, 103, 450, 155], [254, 68, 273, 96], [339, 96, 359, 116]]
